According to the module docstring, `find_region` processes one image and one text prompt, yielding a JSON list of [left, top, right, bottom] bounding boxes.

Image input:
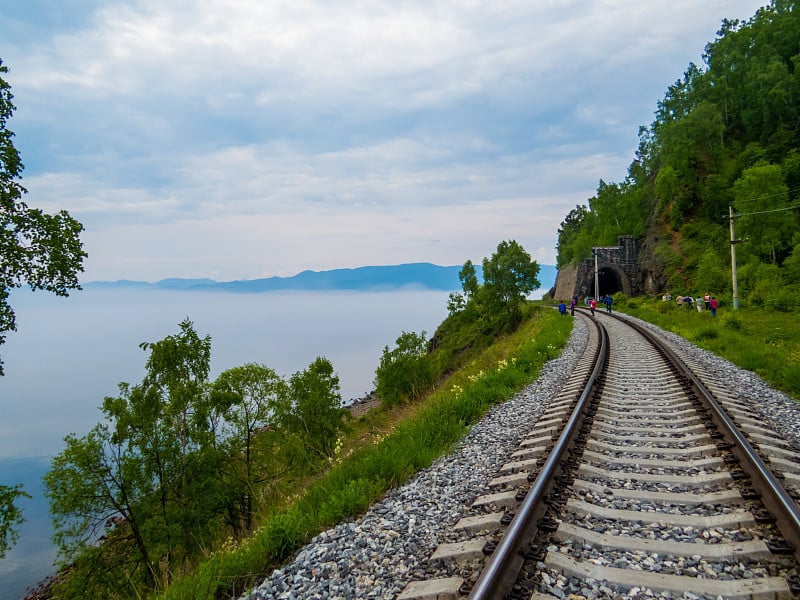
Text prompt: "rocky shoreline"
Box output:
[[346, 391, 381, 418]]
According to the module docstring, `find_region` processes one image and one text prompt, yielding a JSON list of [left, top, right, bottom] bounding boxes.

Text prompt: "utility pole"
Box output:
[[729, 204, 740, 310], [593, 248, 599, 300]]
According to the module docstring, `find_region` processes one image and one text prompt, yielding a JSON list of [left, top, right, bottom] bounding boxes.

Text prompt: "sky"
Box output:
[[0, 0, 768, 282]]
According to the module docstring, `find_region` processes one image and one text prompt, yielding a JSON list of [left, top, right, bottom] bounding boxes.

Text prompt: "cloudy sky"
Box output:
[[1, 0, 766, 282]]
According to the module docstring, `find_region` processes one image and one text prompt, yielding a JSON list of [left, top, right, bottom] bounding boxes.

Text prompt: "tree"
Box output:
[[481, 240, 541, 327], [211, 363, 288, 530], [459, 260, 479, 297], [0, 59, 86, 375], [374, 331, 433, 406], [45, 320, 223, 595], [0, 483, 29, 558], [43, 422, 160, 591], [734, 162, 793, 264], [280, 357, 347, 461]]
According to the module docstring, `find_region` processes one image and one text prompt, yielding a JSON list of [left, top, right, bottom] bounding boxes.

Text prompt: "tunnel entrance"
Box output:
[[597, 268, 622, 297]]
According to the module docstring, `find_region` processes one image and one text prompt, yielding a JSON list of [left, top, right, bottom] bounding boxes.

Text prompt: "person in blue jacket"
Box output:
[[603, 294, 613, 313], [558, 300, 567, 316]]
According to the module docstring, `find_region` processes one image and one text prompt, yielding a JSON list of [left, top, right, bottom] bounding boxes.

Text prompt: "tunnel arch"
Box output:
[[577, 263, 631, 299]]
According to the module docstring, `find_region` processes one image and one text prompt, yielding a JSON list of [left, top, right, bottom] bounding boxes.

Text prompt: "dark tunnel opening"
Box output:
[[597, 268, 622, 297]]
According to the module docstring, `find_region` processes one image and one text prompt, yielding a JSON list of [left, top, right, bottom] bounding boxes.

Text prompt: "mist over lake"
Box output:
[[0, 287, 452, 460], [0, 287, 451, 599]]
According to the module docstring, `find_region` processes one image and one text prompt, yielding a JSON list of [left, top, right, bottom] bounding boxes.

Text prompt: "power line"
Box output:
[[733, 185, 800, 206], [732, 203, 800, 217]]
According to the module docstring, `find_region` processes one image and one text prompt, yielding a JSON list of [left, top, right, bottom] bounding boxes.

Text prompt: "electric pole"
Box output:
[[729, 204, 740, 310]]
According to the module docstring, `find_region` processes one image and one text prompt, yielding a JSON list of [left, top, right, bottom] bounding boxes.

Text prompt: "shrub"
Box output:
[[657, 300, 676, 314], [764, 287, 798, 313], [694, 327, 719, 341], [722, 314, 743, 331]]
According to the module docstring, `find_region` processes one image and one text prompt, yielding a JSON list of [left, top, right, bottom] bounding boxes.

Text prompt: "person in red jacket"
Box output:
[[589, 297, 597, 316]]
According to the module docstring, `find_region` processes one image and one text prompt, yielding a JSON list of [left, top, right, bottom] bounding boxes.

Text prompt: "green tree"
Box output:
[[459, 260, 479, 297], [446, 291, 466, 316], [280, 357, 347, 461], [211, 363, 288, 530], [0, 483, 29, 558], [556, 205, 588, 267], [43, 422, 160, 591], [733, 162, 793, 263], [695, 247, 729, 295], [374, 331, 433, 406], [45, 320, 224, 595], [482, 240, 541, 327], [0, 59, 86, 375]]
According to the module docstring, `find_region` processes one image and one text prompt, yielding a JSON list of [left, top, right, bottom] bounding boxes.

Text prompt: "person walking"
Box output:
[[569, 297, 576, 316], [710, 296, 718, 317], [558, 300, 567, 316], [603, 294, 613, 313], [589, 297, 597, 316]]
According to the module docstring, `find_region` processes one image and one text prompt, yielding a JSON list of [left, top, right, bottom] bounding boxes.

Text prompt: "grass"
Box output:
[[616, 297, 800, 401], [158, 306, 573, 600]]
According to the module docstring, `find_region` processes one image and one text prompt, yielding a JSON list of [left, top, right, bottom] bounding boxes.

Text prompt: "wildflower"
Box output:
[[327, 437, 345, 465]]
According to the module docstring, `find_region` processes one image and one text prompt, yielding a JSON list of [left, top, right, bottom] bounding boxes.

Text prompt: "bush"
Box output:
[[694, 327, 719, 341], [657, 300, 676, 314], [722, 314, 743, 331], [764, 287, 798, 313]]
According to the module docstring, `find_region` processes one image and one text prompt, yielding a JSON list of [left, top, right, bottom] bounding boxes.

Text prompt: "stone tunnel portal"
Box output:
[[578, 266, 625, 299]]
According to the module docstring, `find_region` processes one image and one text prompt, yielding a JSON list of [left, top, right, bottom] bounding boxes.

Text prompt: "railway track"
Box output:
[[399, 310, 800, 600]]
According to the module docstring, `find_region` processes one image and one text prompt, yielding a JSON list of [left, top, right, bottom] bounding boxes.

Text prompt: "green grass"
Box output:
[[616, 297, 800, 401], [158, 307, 573, 600]]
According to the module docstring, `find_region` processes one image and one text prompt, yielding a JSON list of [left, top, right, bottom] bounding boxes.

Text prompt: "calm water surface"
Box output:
[[0, 288, 450, 599]]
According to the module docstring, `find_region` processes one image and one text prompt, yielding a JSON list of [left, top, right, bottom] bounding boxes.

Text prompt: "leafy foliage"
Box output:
[[449, 240, 541, 331], [554, 1, 800, 308], [279, 356, 348, 462], [0, 483, 29, 558], [481, 240, 541, 326], [44, 321, 350, 598], [210, 363, 288, 531], [0, 59, 86, 375], [374, 331, 434, 406]]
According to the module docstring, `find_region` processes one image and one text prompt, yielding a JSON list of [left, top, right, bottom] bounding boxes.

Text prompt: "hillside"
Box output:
[[555, 0, 800, 310]]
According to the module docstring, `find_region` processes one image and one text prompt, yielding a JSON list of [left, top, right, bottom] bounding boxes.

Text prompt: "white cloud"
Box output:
[[1, 0, 768, 280]]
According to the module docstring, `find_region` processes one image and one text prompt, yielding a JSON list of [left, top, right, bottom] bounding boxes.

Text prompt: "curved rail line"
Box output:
[[399, 310, 800, 600]]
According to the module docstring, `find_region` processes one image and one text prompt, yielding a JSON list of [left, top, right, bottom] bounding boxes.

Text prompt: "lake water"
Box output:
[[0, 287, 451, 599]]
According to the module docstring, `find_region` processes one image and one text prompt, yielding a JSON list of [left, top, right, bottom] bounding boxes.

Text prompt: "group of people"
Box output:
[[558, 294, 613, 317], [559, 291, 721, 318], [675, 292, 718, 316]]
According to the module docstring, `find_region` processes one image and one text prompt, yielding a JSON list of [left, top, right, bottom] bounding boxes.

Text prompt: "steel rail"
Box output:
[[615, 313, 800, 562], [467, 316, 608, 600]]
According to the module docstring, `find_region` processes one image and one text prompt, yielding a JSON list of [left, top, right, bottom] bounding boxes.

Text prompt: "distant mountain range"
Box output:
[[86, 263, 558, 294]]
